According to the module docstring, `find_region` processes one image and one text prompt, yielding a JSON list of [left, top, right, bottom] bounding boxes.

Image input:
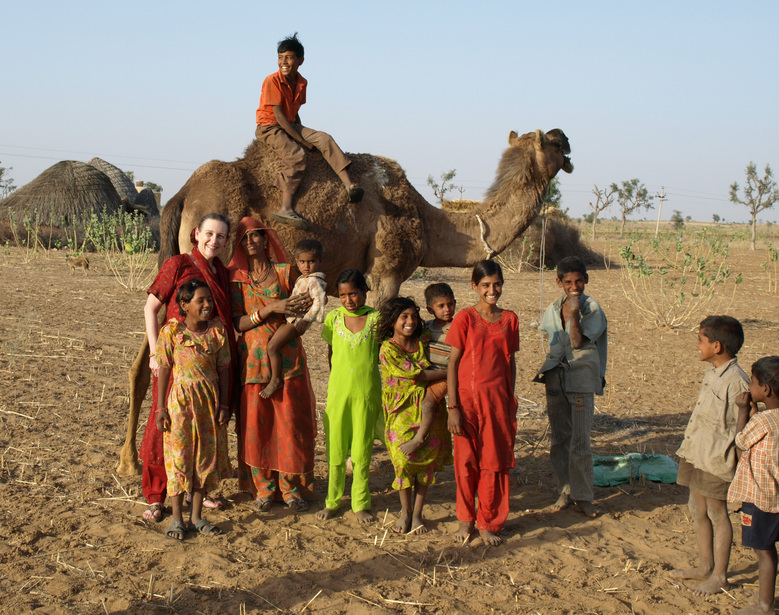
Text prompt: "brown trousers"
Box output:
[[255, 123, 351, 195]]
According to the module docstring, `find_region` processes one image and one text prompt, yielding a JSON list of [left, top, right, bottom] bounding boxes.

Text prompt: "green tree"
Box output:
[[144, 181, 163, 193], [612, 178, 654, 238], [588, 184, 617, 240], [125, 170, 135, 182], [670, 209, 685, 231], [0, 162, 16, 198], [729, 162, 778, 250], [712, 213, 720, 223], [427, 169, 457, 205]]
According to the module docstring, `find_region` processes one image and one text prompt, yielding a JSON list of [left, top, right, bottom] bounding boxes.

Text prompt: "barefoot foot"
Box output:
[[315, 507, 338, 521], [575, 500, 602, 518], [688, 574, 730, 596], [479, 529, 503, 546], [669, 566, 713, 581], [260, 378, 282, 399], [143, 503, 164, 522], [408, 514, 427, 535], [355, 510, 375, 525], [454, 521, 474, 544], [392, 510, 412, 534], [547, 493, 571, 512], [398, 436, 424, 458]]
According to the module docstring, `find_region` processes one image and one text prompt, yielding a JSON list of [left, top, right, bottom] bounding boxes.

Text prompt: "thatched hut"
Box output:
[[87, 157, 137, 203], [132, 187, 160, 218], [1, 160, 123, 222]]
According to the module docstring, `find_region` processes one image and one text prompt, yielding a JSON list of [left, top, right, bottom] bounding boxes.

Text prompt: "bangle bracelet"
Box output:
[[447, 404, 459, 410], [250, 311, 260, 326]]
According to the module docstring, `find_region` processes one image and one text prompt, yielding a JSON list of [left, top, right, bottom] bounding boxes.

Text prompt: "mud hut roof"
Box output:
[[87, 157, 138, 203], [131, 187, 160, 218], [1, 160, 123, 222]]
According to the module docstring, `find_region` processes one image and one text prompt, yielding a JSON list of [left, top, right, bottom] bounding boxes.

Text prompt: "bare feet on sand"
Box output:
[[408, 514, 427, 535], [689, 574, 730, 596], [479, 529, 503, 546], [547, 493, 571, 512], [454, 521, 474, 544], [315, 507, 338, 521], [355, 510, 375, 525], [398, 436, 424, 458], [260, 378, 282, 399], [575, 500, 602, 518], [392, 510, 411, 533]]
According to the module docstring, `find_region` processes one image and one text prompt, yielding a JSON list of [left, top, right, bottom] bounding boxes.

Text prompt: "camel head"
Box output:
[[508, 129, 573, 180]]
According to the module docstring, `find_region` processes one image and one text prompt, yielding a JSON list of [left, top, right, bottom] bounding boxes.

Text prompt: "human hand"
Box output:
[[447, 407, 463, 436], [294, 320, 309, 334], [735, 391, 752, 412], [156, 409, 171, 433], [149, 355, 160, 377], [284, 293, 313, 317], [217, 407, 230, 425], [564, 292, 582, 312]]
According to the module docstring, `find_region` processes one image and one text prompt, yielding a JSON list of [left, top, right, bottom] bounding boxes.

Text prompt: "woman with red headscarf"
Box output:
[[229, 216, 316, 512], [140, 213, 237, 521]]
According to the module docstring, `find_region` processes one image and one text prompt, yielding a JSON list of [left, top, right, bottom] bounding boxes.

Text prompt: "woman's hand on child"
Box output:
[[156, 409, 171, 433], [149, 355, 160, 377], [277, 294, 313, 317]]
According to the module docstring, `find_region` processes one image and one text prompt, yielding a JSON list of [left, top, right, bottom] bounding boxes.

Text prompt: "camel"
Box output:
[[116, 128, 573, 475]]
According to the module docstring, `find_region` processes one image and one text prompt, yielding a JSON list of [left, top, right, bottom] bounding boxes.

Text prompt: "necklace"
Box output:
[[249, 265, 273, 286]]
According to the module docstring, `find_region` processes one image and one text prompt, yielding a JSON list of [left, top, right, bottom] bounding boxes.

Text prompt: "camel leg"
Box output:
[[365, 272, 404, 309], [116, 336, 150, 475]]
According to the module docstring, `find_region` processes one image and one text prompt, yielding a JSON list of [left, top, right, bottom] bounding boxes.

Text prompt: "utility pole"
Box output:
[[654, 187, 667, 237]]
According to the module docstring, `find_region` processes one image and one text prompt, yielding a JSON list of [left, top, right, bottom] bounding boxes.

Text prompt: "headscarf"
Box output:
[[228, 217, 290, 284]]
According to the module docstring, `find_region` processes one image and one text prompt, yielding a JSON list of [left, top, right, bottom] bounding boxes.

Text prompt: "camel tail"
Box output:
[[158, 187, 186, 268]]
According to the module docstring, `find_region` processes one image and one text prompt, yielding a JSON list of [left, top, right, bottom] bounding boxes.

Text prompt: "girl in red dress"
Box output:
[[445, 260, 519, 546]]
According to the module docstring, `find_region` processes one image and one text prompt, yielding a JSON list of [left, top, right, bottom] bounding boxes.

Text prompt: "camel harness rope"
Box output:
[[475, 214, 496, 259]]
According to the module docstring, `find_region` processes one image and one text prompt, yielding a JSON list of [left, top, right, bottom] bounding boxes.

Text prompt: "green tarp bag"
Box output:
[[593, 453, 678, 487]]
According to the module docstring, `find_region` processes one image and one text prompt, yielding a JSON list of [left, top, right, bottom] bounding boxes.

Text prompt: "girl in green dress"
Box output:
[[316, 270, 382, 524], [379, 297, 452, 534]]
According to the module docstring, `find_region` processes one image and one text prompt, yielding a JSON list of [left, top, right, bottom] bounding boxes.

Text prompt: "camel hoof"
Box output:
[[116, 447, 142, 476]]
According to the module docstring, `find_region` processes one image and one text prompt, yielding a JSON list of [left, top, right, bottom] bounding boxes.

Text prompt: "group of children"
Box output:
[[150, 30, 779, 612]]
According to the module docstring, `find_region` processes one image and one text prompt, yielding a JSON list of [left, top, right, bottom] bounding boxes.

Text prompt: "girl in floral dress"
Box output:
[[156, 280, 232, 540], [379, 297, 452, 534], [316, 270, 382, 524]]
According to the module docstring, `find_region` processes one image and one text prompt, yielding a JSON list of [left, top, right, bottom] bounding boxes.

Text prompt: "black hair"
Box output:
[[699, 315, 744, 358], [295, 238, 323, 260], [336, 269, 369, 293], [177, 279, 210, 317], [424, 282, 455, 306], [278, 32, 304, 58], [198, 213, 230, 233], [556, 256, 587, 279], [471, 259, 504, 285], [752, 356, 779, 397], [377, 297, 423, 341]]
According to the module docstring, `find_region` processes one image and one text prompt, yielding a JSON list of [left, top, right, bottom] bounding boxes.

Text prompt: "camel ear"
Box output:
[[534, 129, 546, 150], [508, 130, 519, 145]]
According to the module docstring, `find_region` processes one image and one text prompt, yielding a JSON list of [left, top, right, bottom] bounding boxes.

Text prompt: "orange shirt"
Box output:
[[255, 70, 307, 126]]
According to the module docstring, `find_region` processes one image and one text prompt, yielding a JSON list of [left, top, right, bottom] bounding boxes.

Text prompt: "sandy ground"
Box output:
[[2, 241, 779, 614]]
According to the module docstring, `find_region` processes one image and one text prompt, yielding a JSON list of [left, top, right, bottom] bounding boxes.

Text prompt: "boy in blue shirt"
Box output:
[[536, 257, 607, 518]]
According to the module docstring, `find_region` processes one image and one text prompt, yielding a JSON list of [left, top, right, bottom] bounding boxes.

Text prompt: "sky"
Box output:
[[2, 1, 777, 223]]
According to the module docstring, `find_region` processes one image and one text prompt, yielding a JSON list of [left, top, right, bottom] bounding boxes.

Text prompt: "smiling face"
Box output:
[[557, 271, 588, 299], [181, 287, 214, 324], [472, 273, 503, 306], [393, 307, 419, 340], [338, 282, 366, 313], [696, 329, 719, 363], [241, 229, 267, 261], [194, 219, 229, 261], [278, 50, 303, 80]]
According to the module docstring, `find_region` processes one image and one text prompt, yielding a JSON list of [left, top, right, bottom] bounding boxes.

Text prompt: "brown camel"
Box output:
[[116, 128, 573, 475]]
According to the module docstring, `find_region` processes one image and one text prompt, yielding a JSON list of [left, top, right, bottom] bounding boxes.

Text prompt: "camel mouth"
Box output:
[[562, 156, 574, 174]]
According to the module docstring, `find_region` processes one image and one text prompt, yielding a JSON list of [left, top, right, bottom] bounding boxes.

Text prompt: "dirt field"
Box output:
[[2, 238, 779, 614]]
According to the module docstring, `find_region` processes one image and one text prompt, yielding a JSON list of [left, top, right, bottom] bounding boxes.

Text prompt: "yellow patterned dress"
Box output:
[[155, 318, 232, 496]]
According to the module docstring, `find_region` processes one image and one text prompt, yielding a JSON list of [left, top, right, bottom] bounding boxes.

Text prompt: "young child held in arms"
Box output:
[[672, 315, 749, 595], [156, 280, 232, 540], [317, 270, 381, 524], [379, 297, 452, 534], [447, 260, 519, 545], [255, 33, 363, 229], [262, 239, 327, 399], [401, 283, 456, 456], [728, 356, 779, 615], [536, 256, 607, 518]]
